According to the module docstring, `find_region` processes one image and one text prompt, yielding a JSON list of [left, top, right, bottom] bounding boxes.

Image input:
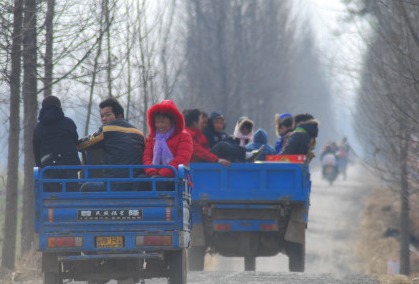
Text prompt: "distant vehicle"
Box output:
[[188, 157, 311, 272], [322, 153, 338, 185], [34, 164, 191, 284]]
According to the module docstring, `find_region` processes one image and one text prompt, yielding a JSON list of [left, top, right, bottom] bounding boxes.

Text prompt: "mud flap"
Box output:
[[42, 252, 60, 273], [284, 205, 306, 244], [191, 223, 206, 246]]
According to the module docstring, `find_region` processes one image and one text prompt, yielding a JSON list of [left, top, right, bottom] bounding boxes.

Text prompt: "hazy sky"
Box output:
[[302, 0, 367, 150]]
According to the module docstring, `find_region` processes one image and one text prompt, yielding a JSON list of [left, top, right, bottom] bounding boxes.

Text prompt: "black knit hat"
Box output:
[[41, 95, 61, 108]]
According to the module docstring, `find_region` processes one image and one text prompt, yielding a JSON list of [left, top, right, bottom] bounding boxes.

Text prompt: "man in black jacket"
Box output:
[[281, 117, 319, 164], [78, 98, 146, 180]]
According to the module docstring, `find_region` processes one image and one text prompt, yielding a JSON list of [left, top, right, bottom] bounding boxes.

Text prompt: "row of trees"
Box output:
[[180, 0, 335, 142], [0, 0, 335, 270], [350, 0, 419, 275]]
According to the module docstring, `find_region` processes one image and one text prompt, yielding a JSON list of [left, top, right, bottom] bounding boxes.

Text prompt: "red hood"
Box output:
[[146, 100, 185, 137]]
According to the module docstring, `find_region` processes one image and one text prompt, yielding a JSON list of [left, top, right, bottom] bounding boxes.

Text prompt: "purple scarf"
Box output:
[[152, 127, 175, 165]]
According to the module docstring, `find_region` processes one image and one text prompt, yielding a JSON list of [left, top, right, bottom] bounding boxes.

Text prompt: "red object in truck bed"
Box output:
[[265, 155, 306, 163]]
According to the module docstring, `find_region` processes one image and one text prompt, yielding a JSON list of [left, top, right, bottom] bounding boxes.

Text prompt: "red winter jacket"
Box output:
[[185, 127, 218, 163], [143, 100, 193, 177]]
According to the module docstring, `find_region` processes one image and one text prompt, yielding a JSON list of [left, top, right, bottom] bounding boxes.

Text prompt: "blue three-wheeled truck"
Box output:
[[34, 164, 191, 284], [188, 158, 311, 272]]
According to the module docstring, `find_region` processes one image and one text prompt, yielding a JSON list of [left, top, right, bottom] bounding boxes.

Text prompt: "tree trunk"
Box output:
[[21, 0, 38, 254], [399, 132, 410, 275], [43, 0, 54, 98], [137, 0, 149, 132], [105, 0, 113, 98], [1, 0, 23, 270], [85, 3, 105, 136], [125, 1, 132, 118]]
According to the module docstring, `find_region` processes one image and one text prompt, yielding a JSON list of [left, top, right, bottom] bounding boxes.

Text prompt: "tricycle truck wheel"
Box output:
[[244, 256, 256, 271], [188, 246, 206, 271], [168, 249, 187, 284], [287, 242, 305, 272], [44, 272, 63, 284]]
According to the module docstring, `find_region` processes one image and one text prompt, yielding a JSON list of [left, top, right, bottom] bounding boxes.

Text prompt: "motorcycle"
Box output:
[[321, 153, 339, 186], [323, 164, 339, 186]]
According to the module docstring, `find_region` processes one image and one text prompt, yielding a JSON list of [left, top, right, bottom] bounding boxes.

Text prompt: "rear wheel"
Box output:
[[188, 246, 206, 271], [244, 256, 256, 271], [287, 242, 305, 272], [44, 272, 63, 284], [168, 249, 187, 284]]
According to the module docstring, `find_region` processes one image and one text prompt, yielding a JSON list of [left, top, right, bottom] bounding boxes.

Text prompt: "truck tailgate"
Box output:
[[190, 163, 310, 203]]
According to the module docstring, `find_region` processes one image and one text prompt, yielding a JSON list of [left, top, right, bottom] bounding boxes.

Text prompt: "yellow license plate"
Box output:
[[95, 236, 124, 248]]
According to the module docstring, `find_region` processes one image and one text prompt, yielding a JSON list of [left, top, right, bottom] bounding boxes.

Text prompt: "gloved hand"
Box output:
[[145, 168, 158, 176]]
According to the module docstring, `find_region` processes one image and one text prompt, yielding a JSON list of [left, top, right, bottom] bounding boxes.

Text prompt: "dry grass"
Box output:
[[0, 249, 42, 283], [358, 185, 419, 283]]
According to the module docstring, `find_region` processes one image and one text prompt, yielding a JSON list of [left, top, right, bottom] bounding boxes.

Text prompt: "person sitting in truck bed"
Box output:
[[280, 114, 319, 164], [203, 111, 230, 148], [33, 95, 81, 191], [143, 100, 193, 188], [78, 98, 146, 190], [232, 116, 255, 147], [183, 109, 264, 165], [246, 128, 275, 161], [274, 112, 294, 154]]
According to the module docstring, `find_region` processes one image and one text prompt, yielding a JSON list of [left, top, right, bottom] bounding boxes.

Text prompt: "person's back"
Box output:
[[281, 119, 319, 156], [33, 98, 81, 168], [33, 96, 81, 191], [322, 153, 337, 166], [246, 128, 275, 161]]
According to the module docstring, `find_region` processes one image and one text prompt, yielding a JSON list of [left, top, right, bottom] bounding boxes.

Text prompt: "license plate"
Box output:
[[95, 236, 124, 248]]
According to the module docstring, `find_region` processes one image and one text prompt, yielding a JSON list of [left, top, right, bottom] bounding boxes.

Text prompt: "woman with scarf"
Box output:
[[143, 100, 193, 179]]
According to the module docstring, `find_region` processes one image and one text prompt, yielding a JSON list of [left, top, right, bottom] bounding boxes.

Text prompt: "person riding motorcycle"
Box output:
[[320, 144, 339, 180]]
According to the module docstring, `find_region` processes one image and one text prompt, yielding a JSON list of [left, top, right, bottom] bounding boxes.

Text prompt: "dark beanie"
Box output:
[[42, 95, 61, 108], [210, 112, 223, 120]]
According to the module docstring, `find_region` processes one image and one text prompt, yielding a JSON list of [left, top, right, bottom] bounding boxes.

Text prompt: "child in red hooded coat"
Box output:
[[143, 100, 193, 178]]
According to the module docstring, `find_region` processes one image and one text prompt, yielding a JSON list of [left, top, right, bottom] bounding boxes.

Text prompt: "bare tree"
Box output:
[[180, 0, 334, 141], [20, 0, 38, 254], [1, 0, 23, 270], [43, 0, 54, 98], [350, 0, 419, 274], [104, 0, 114, 98]]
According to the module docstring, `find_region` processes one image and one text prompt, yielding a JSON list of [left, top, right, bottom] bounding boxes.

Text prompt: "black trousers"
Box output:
[[211, 141, 246, 162], [43, 169, 79, 192]]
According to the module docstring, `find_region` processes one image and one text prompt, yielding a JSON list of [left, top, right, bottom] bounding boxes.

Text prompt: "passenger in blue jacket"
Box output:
[[246, 128, 275, 161], [274, 112, 294, 154]]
